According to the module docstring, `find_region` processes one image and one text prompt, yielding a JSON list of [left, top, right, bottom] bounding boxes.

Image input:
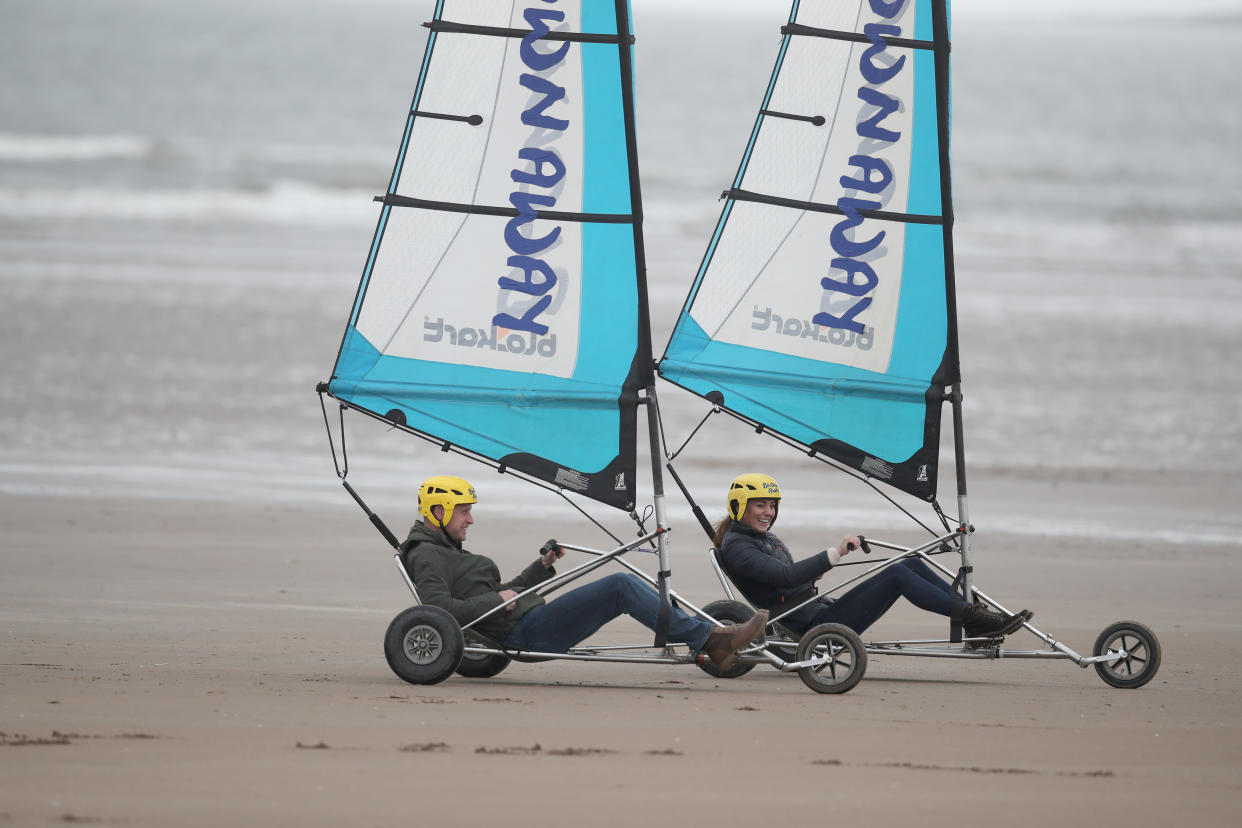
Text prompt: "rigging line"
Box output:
[[665, 404, 721, 462], [931, 499, 961, 538], [759, 109, 826, 126], [318, 389, 348, 480], [556, 489, 624, 545], [327, 395, 628, 544], [424, 20, 634, 45], [709, 403, 944, 537], [781, 23, 935, 52], [375, 194, 635, 224], [725, 188, 943, 225]]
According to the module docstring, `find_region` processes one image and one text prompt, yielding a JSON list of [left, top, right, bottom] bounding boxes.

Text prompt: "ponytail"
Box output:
[[711, 516, 733, 549]]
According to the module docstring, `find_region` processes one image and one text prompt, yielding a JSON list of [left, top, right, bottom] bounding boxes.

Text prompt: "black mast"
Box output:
[[612, 0, 672, 645]]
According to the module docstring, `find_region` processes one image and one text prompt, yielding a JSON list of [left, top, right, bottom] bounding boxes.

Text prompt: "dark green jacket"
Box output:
[[399, 521, 554, 643]]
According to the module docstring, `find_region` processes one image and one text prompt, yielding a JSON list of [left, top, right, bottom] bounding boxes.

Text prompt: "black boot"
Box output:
[[961, 602, 1030, 639]]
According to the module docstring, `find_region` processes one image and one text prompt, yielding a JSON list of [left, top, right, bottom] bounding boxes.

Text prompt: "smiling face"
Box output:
[[740, 498, 777, 533], [434, 503, 474, 543]]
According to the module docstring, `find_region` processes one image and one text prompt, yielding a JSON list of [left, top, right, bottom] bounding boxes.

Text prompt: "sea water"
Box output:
[[1, 0, 1239, 542]]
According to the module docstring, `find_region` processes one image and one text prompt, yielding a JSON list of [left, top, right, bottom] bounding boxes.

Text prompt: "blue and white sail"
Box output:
[[660, 0, 957, 500], [328, 0, 648, 511]]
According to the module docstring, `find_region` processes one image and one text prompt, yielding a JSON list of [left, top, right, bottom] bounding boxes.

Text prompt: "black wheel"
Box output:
[[1093, 621, 1161, 689], [383, 605, 463, 685], [795, 623, 866, 695], [696, 600, 761, 679], [456, 634, 511, 679]]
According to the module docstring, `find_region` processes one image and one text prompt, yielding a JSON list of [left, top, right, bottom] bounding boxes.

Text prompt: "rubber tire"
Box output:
[[695, 600, 761, 679], [795, 622, 867, 695], [383, 605, 464, 685], [1093, 621, 1161, 689], [456, 634, 511, 679]]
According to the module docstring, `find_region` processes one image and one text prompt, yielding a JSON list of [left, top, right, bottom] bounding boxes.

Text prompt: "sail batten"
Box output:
[[424, 20, 633, 44], [781, 22, 935, 51], [725, 188, 943, 225], [660, 0, 954, 500], [376, 193, 634, 224]]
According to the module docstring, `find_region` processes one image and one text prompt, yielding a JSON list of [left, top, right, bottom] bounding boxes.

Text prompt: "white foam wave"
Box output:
[[248, 142, 392, 168], [0, 181, 377, 226], [0, 133, 154, 162]]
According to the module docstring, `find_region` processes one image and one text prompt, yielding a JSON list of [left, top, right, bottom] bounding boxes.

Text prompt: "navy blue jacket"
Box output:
[[718, 522, 834, 629]]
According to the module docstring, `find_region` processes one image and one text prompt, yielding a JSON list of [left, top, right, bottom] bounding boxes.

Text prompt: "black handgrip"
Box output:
[[540, 538, 559, 555], [844, 535, 873, 554]]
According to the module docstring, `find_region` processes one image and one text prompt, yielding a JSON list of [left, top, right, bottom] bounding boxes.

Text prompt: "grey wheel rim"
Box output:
[[402, 624, 444, 665], [1100, 631, 1150, 681], [807, 634, 854, 685]]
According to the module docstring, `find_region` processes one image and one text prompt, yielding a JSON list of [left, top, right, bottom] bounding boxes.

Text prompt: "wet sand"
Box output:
[[3, 481, 1240, 827]]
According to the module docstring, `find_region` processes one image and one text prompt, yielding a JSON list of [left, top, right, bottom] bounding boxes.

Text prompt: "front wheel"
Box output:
[[1093, 621, 1161, 689], [795, 623, 866, 695], [696, 600, 761, 679], [383, 605, 464, 685]]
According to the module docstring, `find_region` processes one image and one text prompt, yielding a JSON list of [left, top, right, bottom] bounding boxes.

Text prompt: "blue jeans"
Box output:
[[791, 558, 954, 635], [503, 573, 714, 653]]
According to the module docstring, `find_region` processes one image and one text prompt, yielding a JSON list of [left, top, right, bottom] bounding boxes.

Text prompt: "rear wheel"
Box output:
[[456, 634, 511, 679], [1093, 621, 1161, 689], [383, 605, 463, 685], [795, 623, 866, 695], [696, 600, 761, 679]]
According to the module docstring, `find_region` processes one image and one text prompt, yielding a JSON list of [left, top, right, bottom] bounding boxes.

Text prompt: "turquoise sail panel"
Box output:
[[329, 0, 645, 510], [660, 0, 954, 499]]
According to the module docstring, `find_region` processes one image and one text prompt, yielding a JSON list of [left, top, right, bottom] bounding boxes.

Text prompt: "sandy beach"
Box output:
[[3, 472, 1241, 827], [4, 1, 1242, 824]]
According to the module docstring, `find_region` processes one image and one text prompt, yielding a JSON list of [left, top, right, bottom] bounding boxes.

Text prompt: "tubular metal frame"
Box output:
[[703, 535, 1134, 669], [394, 528, 788, 671], [393, 528, 1135, 675]]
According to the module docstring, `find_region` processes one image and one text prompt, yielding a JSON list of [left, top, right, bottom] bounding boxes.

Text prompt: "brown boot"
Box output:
[[702, 609, 769, 671]]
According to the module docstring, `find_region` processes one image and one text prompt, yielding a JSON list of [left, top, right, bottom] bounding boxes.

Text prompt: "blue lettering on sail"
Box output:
[[814, 0, 908, 335], [494, 0, 569, 338]]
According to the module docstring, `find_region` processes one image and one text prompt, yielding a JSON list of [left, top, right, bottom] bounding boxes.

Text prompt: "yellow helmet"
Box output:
[[418, 475, 477, 527], [727, 473, 781, 522]]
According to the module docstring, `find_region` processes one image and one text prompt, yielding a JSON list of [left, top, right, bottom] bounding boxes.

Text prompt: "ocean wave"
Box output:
[[0, 181, 378, 226], [0, 133, 154, 162], [247, 141, 392, 168]]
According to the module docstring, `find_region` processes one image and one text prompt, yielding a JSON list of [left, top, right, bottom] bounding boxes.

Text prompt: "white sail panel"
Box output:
[[691, 0, 919, 374], [357, 0, 598, 379], [396, 2, 589, 213], [355, 208, 583, 375], [691, 203, 906, 373]]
